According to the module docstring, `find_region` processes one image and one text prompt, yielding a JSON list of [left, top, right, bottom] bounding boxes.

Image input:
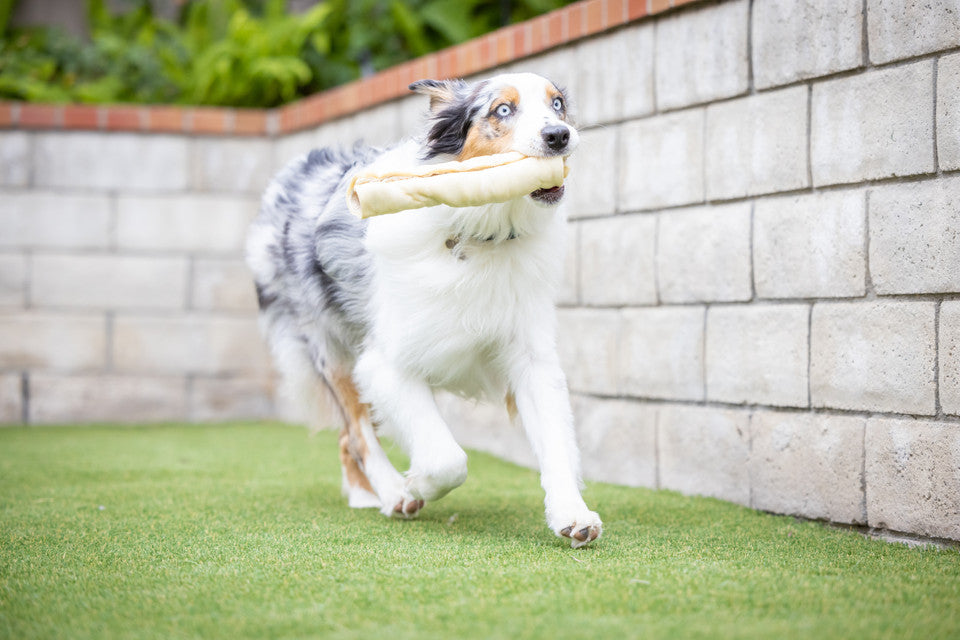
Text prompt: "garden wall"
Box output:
[[1, 0, 958, 542], [0, 129, 277, 423]]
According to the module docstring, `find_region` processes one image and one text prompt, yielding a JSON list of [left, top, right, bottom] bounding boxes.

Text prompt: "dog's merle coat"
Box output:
[[246, 73, 602, 547]]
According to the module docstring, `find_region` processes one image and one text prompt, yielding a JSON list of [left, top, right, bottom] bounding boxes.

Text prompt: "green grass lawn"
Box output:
[[1, 423, 958, 640]]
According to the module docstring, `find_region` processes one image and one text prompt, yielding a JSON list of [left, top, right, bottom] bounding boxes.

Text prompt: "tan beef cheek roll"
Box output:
[[346, 152, 569, 219]]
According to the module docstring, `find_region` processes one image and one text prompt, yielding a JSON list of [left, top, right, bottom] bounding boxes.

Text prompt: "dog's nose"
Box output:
[[541, 125, 570, 152]]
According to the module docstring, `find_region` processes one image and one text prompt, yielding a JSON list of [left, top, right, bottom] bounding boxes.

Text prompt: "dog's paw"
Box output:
[[377, 484, 424, 519], [391, 496, 425, 518], [551, 510, 603, 548]]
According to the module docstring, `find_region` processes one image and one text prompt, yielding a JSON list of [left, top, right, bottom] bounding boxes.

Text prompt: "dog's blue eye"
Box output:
[[552, 97, 564, 112], [496, 104, 512, 117]]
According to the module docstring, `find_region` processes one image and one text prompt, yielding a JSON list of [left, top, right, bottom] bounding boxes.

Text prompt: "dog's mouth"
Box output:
[[529, 185, 565, 205]]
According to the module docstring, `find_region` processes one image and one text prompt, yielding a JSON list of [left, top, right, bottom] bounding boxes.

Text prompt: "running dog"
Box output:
[[246, 72, 602, 547]]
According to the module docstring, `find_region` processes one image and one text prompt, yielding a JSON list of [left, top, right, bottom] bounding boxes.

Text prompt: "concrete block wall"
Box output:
[[444, 0, 960, 542], [1, 0, 958, 541], [0, 132, 277, 423]]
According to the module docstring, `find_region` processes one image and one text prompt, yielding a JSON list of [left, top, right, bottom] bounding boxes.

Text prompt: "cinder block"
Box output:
[[571, 35, 622, 128], [619, 109, 704, 211], [347, 102, 401, 148], [29, 374, 188, 424], [34, 132, 189, 191], [191, 137, 275, 195], [0, 254, 26, 307], [579, 215, 657, 306], [811, 301, 936, 414], [192, 258, 258, 311], [112, 315, 270, 376], [396, 95, 427, 134], [751, 0, 863, 89], [437, 392, 535, 470], [866, 417, 960, 540], [750, 410, 865, 524], [658, 404, 751, 506], [273, 130, 318, 172], [655, 0, 749, 110], [313, 116, 357, 152], [557, 223, 578, 306], [941, 301, 960, 416], [938, 52, 960, 171], [657, 203, 752, 303], [573, 395, 657, 488], [706, 304, 809, 408], [0, 312, 106, 372], [116, 194, 259, 253], [705, 86, 809, 200], [190, 376, 275, 422], [811, 61, 935, 186], [754, 190, 866, 299], [566, 126, 618, 219], [32, 254, 188, 310], [0, 192, 111, 250], [0, 374, 22, 424], [867, 0, 960, 65], [313, 104, 402, 152], [620, 306, 704, 401], [0, 132, 30, 187], [556, 308, 620, 395], [869, 177, 960, 294], [621, 22, 656, 121], [576, 23, 655, 126]]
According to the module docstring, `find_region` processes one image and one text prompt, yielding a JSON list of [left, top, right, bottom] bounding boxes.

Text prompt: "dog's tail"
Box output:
[[258, 304, 344, 432]]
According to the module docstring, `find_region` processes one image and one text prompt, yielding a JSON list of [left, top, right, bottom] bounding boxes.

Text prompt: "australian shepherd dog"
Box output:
[[246, 72, 601, 547]]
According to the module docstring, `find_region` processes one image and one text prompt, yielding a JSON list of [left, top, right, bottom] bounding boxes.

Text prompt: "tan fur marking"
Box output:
[[458, 86, 518, 161], [330, 371, 375, 493], [500, 86, 520, 106], [459, 126, 514, 160], [505, 392, 518, 421], [339, 429, 375, 493], [545, 85, 566, 120]]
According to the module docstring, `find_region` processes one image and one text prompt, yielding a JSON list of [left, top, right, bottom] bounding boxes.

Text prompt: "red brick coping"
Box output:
[[0, 0, 702, 137]]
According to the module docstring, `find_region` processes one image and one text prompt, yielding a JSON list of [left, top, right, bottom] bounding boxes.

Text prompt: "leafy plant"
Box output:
[[0, 0, 574, 108]]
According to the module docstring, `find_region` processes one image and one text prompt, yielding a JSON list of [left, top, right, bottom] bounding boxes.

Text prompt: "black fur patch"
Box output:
[[255, 282, 277, 309], [311, 258, 338, 305], [312, 217, 368, 315], [301, 147, 344, 174], [423, 101, 481, 159]]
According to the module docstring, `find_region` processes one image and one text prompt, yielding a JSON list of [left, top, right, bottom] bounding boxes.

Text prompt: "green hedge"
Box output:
[[0, 0, 571, 108]]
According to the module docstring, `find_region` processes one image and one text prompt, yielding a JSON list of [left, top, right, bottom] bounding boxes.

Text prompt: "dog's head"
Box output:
[[410, 73, 578, 206]]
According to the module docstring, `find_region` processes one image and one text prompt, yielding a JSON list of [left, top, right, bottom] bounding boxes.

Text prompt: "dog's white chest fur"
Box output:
[[362, 200, 566, 400]]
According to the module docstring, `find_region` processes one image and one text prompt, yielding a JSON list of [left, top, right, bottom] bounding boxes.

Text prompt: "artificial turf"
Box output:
[[0, 423, 957, 640]]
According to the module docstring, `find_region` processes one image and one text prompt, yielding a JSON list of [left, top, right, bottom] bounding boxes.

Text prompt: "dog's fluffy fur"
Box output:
[[246, 73, 602, 547]]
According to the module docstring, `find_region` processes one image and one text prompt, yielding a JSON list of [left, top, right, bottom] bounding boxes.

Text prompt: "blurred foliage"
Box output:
[[0, 0, 573, 107]]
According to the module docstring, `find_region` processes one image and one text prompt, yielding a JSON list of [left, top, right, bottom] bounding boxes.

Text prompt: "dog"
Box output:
[[246, 72, 602, 547]]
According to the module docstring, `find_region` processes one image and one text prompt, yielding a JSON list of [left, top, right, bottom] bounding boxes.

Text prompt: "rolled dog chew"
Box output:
[[346, 151, 569, 219]]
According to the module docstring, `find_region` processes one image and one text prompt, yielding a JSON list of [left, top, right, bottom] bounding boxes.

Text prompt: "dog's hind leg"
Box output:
[[336, 417, 380, 510], [324, 367, 424, 517], [258, 315, 418, 515]]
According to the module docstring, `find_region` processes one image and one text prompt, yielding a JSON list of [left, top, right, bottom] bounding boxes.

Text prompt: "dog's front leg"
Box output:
[[355, 348, 468, 510], [510, 357, 602, 547]]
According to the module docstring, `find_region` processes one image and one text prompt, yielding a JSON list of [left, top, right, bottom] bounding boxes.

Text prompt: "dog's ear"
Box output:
[[409, 79, 468, 112]]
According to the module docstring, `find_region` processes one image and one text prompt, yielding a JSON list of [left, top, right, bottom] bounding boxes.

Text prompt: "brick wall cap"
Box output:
[[0, 0, 706, 137]]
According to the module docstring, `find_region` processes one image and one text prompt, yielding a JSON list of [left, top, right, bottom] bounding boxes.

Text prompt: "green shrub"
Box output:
[[0, 0, 573, 108]]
